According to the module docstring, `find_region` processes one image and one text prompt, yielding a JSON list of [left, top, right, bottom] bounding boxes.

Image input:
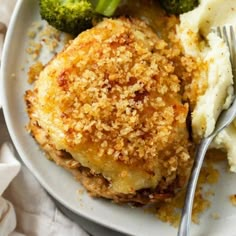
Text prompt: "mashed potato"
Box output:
[[178, 0, 236, 172]]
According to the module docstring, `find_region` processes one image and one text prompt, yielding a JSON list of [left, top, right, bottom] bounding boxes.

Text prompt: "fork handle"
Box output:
[[177, 135, 214, 236]]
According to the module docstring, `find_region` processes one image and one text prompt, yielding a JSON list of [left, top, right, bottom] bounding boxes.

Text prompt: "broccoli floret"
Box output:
[[95, 0, 121, 17], [159, 0, 199, 14], [39, 0, 121, 35]]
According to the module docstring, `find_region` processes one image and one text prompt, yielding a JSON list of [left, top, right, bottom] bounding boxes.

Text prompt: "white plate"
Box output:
[[1, 1, 236, 235]]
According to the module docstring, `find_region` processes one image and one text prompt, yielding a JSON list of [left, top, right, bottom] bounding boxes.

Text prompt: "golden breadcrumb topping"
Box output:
[[27, 61, 44, 84], [26, 17, 205, 194], [230, 194, 236, 206], [155, 150, 223, 226]]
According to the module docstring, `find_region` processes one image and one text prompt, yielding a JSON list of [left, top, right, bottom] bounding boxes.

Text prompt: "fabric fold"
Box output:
[[0, 197, 17, 236], [0, 143, 21, 195]]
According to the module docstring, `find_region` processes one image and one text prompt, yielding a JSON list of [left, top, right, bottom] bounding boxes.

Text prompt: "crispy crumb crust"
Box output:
[[25, 119, 185, 204], [230, 194, 236, 206], [24, 17, 205, 202]]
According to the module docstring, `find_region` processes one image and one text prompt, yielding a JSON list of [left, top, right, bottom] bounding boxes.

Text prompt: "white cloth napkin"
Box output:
[[0, 144, 20, 196], [0, 144, 20, 236], [0, 1, 88, 235], [0, 143, 88, 236], [0, 0, 14, 61]]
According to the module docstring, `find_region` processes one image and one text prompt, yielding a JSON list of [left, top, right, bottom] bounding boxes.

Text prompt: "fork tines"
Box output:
[[216, 25, 236, 89], [216, 25, 236, 64]]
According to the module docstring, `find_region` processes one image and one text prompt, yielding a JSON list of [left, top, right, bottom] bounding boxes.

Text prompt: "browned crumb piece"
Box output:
[[26, 21, 72, 62], [205, 190, 215, 197], [26, 41, 42, 60], [77, 189, 85, 195], [39, 24, 62, 52], [27, 30, 36, 39], [155, 186, 210, 226], [28, 61, 44, 83], [27, 21, 42, 40], [210, 212, 220, 220], [155, 151, 221, 226], [63, 35, 74, 45], [26, 21, 73, 84], [180, 56, 208, 108], [192, 189, 211, 224], [155, 195, 183, 227], [230, 194, 236, 206], [198, 165, 219, 185]]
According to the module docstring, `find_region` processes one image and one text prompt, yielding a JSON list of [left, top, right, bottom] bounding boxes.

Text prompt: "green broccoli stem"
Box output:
[[95, 0, 121, 17]]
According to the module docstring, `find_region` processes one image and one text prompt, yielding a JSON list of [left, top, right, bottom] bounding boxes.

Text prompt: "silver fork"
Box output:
[[177, 25, 236, 236]]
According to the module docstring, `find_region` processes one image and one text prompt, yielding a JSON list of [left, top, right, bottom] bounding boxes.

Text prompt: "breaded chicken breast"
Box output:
[[25, 17, 193, 204]]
